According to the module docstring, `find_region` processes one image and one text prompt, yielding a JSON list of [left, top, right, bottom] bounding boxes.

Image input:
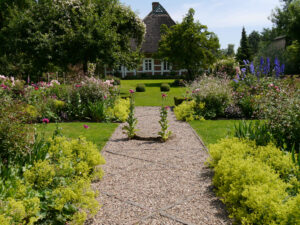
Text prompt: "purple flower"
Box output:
[[249, 62, 255, 75], [83, 124, 89, 129], [274, 57, 280, 78], [243, 60, 248, 65], [233, 79, 239, 83], [129, 89, 135, 94], [42, 118, 50, 124]]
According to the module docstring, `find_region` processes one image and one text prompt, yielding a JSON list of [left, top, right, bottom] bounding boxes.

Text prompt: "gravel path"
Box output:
[[90, 107, 231, 225]]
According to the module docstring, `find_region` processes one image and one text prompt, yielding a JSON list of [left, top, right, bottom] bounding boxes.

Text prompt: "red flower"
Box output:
[[103, 95, 107, 100], [35, 87, 39, 90], [42, 118, 49, 124], [75, 84, 82, 88], [162, 93, 167, 98], [165, 106, 170, 110]]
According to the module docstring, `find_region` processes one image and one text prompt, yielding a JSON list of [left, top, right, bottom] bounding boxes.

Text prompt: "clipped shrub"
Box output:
[[171, 79, 185, 87], [174, 97, 192, 106], [136, 83, 146, 92], [209, 138, 299, 225], [160, 83, 170, 92]]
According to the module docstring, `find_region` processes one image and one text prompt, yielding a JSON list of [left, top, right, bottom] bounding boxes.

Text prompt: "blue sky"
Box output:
[[120, 0, 282, 51]]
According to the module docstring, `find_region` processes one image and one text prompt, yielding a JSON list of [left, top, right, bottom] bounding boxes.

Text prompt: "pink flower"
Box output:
[[275, 86, 279, 89], [35, 87, 39, 90], [103, 95, 107, 100], [165, 106, 170, 110], [42, 118, 50, 124], [269, 83, 274, 87], [83, 125, 89, 129], [75, 84, 82, 88], [129, 89, 135, 94], [162, 93, 167, 98]]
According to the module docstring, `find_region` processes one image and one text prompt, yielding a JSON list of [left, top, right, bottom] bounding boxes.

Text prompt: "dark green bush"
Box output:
[[174, 97, 192, 106], [160, 83, 170, 92], [136, 83, 146, 92], [171, 79, 185, 87]]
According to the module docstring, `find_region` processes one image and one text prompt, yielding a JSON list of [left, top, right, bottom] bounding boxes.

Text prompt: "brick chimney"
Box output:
[[152, 2, 159, 11]]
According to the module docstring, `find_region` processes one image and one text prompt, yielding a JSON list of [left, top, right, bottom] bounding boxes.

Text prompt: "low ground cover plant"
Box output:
[[209, 138, 300, 224], [0, 98, 105, 224]]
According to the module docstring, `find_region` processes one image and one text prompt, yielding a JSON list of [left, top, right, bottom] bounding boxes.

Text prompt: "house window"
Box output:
[[144, 59, 153, 71], [118, 65, 122, 71], [162, 61, 171, 71]]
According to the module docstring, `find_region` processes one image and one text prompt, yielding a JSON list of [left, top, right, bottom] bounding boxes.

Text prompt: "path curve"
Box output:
[[91, 107, 231, 225]]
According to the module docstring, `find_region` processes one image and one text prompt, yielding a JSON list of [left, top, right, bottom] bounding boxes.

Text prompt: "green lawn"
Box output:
[[120, 79, 186, 106], [36, 122, 118, 150], [189, 120, 243, 147]]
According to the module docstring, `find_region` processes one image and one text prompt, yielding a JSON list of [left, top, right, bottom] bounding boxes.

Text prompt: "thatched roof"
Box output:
[[141, 2, 176, 54]]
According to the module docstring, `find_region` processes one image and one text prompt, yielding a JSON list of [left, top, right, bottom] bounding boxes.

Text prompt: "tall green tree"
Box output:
[[157, 8, 220, 80], [226, 44, 235, 57], [236, 27, 251, 65], [0, 0, 145, 80], [248, 31, 261, 57]]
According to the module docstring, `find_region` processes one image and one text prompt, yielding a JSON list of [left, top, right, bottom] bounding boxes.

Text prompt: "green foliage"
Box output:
[[209, 138, 300, 225], [158, 96, 172, 142], [258, 82, 300, 151], [122, 92, 138, 139], [106, 98, 130, 122], [88, 101, 107, 122], [236, 27, 252, 64], [171, 79, 185, 87], [136, 83, 146, 92], [0, 135, 105, 225], [189, 76, 232, 119], [160, 83, 170, 92], [213, 58, 238, 78], [157, 8, 220, 80], [0, 99, 34, 163], [248, 30, 261, 57], [234, 120, 272, 146], [174, 96, 192, 106], [174, 100, 205, 122], [0, 0, 145, 79]]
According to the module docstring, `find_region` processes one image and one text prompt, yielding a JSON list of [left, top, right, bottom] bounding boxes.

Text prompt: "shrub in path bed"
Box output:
[[209, 138, 300, 224]]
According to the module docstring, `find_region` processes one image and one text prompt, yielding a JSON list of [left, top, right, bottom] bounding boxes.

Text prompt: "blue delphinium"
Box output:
[[250, 62, 255, 75], [274, 57, 281, 78]]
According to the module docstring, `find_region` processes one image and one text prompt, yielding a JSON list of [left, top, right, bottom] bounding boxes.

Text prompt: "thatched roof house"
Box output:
[[107, 2, 185, 78]]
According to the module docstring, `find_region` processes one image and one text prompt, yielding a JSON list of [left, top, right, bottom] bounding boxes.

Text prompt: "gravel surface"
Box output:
[[90, 107, 231, 225]]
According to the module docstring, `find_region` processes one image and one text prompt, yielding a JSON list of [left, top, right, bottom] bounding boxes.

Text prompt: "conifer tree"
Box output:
[[236, 27, 251, 65]]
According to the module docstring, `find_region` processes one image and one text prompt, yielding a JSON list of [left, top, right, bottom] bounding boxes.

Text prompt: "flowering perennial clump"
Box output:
[[158, 93, 172, 142]]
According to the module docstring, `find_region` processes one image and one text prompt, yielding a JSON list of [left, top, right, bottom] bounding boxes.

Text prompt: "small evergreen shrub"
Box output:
[[174, 97, 192, 106], [171, 79, 185, 87], [136, 83, 146, 92], [160, 83, 170, 92], [209, 138, 300, 224]]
